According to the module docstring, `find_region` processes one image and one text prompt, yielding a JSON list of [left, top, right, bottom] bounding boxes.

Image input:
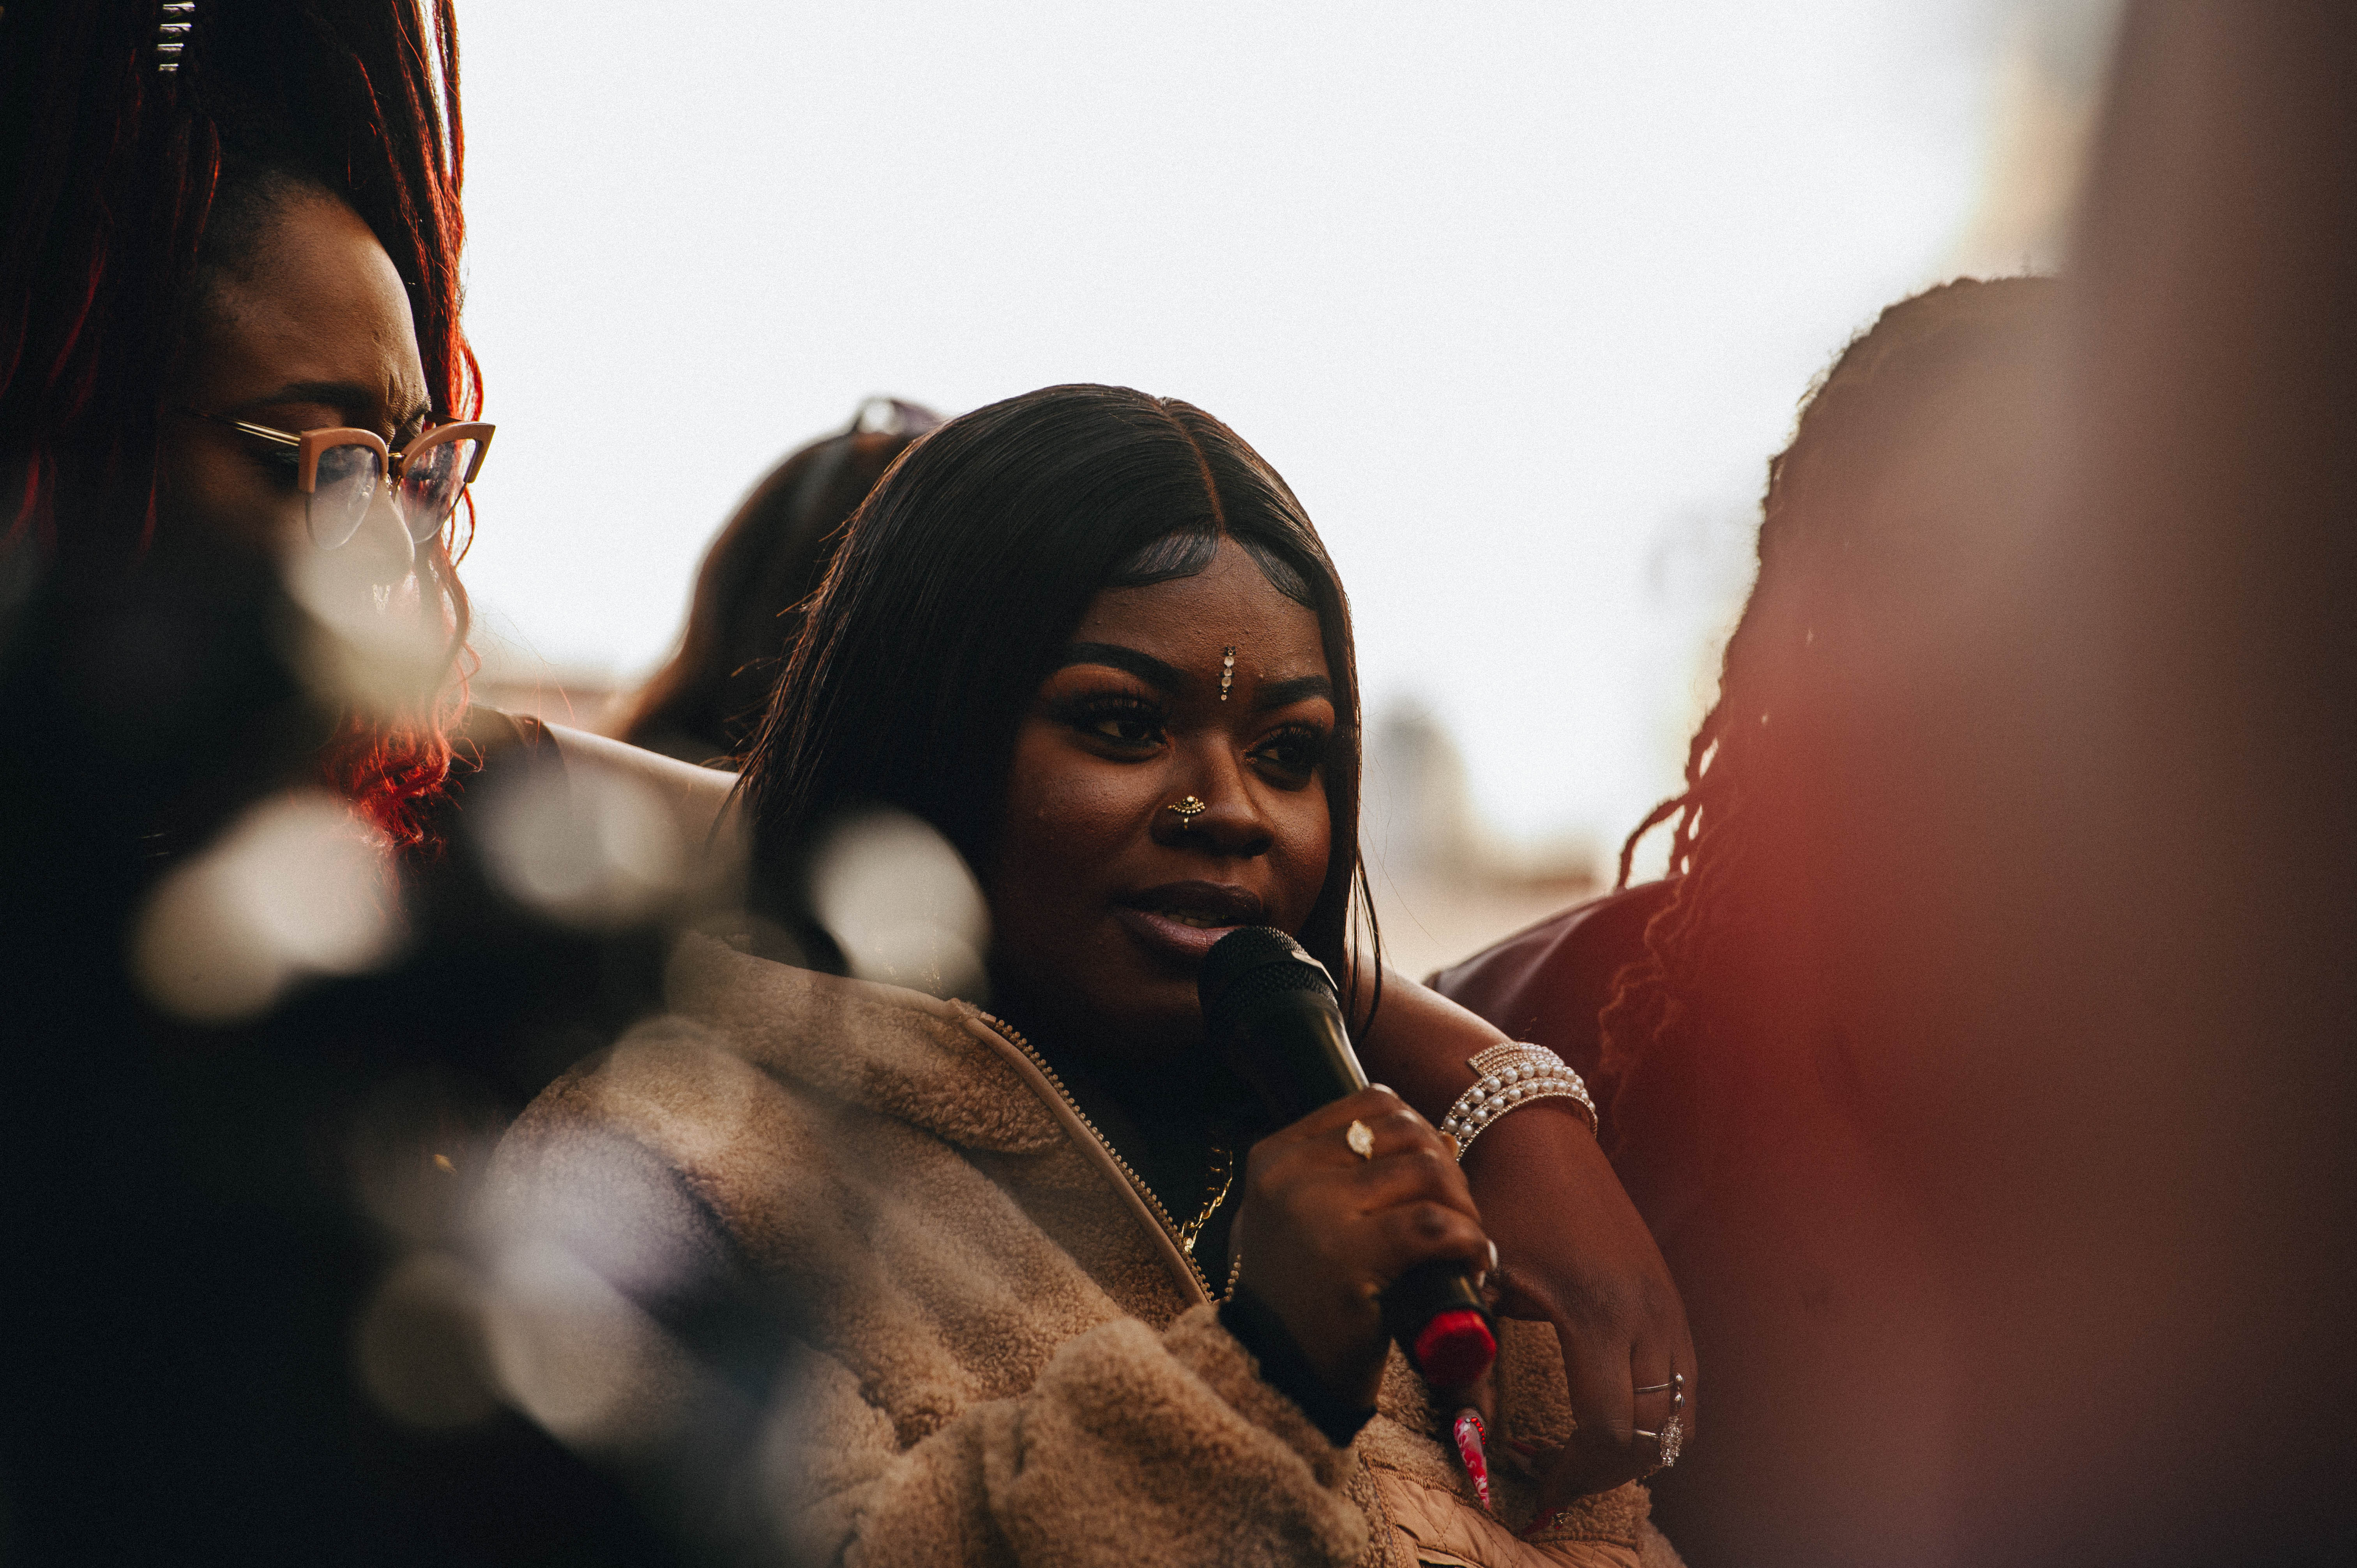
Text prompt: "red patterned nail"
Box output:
[[1452, 1407, 1492, 1512]]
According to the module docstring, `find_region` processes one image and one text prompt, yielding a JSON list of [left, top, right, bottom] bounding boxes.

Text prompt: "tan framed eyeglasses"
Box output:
[[178, 410, 496, 549]]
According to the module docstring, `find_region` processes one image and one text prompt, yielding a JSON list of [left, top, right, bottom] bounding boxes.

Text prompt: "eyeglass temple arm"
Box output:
[[171, 406, 304, 446]]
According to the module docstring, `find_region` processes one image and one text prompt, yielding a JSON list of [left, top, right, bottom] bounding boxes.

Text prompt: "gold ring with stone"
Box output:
[[1346, 1119, 1376, 1160]]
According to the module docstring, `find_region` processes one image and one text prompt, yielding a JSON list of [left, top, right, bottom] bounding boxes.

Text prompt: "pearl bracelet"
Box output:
[[1438, 1043, 1597, 1158]]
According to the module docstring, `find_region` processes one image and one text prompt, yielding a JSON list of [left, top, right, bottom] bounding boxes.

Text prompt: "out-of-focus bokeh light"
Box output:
[[475, 1035, 751, 1453], [278, 540, 453, 720], [475, 760, 689, 929], [343, 1077, 510, 1430], [348, 1074, 506, 1245], [805, 807, 990, 1001], [354, 1250, 503, 1430], [481, 1234, 687, 1453], [131, 789, 403, 1023]]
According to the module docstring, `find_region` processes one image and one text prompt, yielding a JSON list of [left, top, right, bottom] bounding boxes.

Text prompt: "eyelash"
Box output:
[[1254, 723, 1329, 780], [1057, 692, 1167, 749], [1053, 692, 1329, 781]]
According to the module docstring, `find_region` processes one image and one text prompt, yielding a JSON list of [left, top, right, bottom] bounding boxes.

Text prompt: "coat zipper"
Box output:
[[975, 1010, 1216, 1299]]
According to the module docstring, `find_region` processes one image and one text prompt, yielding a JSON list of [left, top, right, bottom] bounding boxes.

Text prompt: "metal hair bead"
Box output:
[[157, 1, 195, 72]]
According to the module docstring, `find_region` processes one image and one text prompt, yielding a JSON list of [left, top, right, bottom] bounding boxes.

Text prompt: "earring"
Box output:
[[1166, 795, 1208, 821], [1219, 646, 1236, 701]]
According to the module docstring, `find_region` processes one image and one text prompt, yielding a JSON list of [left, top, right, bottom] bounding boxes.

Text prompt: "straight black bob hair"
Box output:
[[739, 383, 1377, 999]]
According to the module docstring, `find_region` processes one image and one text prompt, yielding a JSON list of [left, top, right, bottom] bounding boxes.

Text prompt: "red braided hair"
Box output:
[[0, 0, 478, 849]]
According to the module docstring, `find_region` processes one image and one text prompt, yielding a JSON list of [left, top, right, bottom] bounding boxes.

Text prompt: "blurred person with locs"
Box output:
[[1432, 277, 2059, 1566], [0, 1, 709, 1559], [493, 385, 1697, 1567], [616, 396, 943, 765]]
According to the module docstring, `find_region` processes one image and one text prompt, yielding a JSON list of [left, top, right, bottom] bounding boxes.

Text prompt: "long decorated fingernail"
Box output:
[[1452, 1407, 1492, 1512]]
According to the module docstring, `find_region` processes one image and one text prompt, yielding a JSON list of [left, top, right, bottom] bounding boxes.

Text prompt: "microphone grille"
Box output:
[[1199, 926, 1338, 1042]]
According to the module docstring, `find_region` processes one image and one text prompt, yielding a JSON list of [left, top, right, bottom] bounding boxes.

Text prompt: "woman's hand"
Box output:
[[1355, 972, 1698, 1500], [1468, 1104, 1695, 1502], [1229, 1087, 1491, 1410]]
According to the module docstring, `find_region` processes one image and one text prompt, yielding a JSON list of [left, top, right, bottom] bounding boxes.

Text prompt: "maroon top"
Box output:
[[1424, 880, 1675, 1141]]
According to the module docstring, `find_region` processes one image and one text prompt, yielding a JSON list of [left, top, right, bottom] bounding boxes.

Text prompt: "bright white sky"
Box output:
[[458, 1, 2017, 876]]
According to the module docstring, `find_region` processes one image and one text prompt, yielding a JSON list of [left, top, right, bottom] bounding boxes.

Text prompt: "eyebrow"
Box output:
[[1058, 642, 1185, 690], [1254, 674, 1335, 711], [1057, 643, 1336, 710], [226, 380, 433, 434]]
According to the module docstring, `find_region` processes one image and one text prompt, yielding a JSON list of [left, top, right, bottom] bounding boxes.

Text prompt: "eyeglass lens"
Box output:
[[307, 436, 481, 549], [396, 437, 479, 543], [307, 441, 385, 550]]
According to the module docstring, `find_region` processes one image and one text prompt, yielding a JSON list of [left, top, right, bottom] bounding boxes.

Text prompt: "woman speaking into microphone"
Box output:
[[492, 386, 1689, 1566]]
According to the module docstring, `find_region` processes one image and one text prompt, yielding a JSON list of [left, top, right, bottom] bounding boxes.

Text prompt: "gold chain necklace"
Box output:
[[1173, 1141, 1236, 1258]]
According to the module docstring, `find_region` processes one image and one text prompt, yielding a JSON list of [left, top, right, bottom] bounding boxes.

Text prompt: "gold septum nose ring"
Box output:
[[1166, 795, 1208, 821]]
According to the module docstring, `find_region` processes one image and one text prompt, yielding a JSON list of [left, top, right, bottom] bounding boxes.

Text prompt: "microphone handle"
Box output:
[[1228, 994, 1498, 1390]]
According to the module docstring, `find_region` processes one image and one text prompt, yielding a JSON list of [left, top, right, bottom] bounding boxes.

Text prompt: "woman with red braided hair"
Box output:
[[1435, 277, 2060, 1568], [1, 0, 480, 847], [0, 4, 694, 1560]]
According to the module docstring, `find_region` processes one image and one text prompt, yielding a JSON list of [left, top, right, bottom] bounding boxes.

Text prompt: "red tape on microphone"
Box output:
[[1412, 1307, 1497, 1389]]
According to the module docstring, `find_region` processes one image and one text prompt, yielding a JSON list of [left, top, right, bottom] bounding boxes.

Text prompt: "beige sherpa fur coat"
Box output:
[[489, 935, 1683, 1568]]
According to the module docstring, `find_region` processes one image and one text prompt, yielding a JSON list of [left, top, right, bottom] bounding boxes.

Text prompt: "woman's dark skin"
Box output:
[[989, 540, 1489, 1409], [989, 537, 1697, 1494], [987, 540, 1338, 1059], [155, 188, 426, 595], [1360, 986, 1698, 1499]]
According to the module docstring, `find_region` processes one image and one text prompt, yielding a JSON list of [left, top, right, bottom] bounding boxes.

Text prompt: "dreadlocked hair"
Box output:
[[1596, 277, 2058, 1134], [0, 0, 478, 851]]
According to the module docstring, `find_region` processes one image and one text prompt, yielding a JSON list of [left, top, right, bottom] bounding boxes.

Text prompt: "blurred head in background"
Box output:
[[1593, 274, 2060, 1567], [741, 383, 1373, 1054], [617, 396, 940, 765], [1605, 275, 2058, 1165], [0, 0, 479, 848]]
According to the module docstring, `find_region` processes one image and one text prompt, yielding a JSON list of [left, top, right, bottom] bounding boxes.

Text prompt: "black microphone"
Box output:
[[1198, 926, 1497, 1389]]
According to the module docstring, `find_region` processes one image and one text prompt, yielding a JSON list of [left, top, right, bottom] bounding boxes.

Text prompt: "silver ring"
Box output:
[[1635, 1371, 1686, 1409]]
